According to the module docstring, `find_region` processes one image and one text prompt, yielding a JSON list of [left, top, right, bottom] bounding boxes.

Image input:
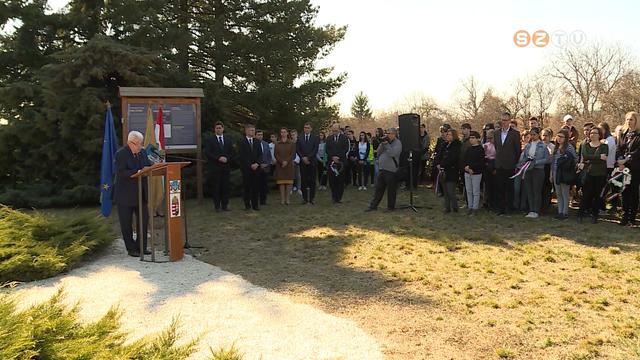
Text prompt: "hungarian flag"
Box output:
[[155, 105, 165, 151]]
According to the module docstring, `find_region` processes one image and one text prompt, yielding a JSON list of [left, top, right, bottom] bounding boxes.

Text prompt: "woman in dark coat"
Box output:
[[431, 124, 451, 196], [439, 128, 462, 213], [617, 111, 640, 226]]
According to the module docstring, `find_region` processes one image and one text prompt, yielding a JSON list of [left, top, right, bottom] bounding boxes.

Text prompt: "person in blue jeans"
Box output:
[[517, 127, 550, 218]]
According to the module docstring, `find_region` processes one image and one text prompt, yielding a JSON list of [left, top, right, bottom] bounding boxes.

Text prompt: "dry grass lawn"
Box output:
[[190, 187, 640, 360], [44, 187, 640, 359]]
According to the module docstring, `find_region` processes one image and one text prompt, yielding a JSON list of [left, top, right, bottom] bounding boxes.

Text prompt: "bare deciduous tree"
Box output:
[[600, 70, 640, 120], [549, 43, 632, 118], [530, 74, 557, 126], [456, 76, 486, 121], [476, 88, 507, 128], [393, 91, 440, 135], [504, 78, 533, 120]]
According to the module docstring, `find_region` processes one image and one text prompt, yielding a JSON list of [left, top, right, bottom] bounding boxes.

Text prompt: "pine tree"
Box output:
[[0, 0, 347, 204], [351, 91, 373, 121]]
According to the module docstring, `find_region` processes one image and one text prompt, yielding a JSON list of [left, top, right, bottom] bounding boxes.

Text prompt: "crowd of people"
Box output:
[[203, 111, 639, 227], [431, 112, 640, 226], [114, 111, 638, 256], [204, 121, 416, 211]]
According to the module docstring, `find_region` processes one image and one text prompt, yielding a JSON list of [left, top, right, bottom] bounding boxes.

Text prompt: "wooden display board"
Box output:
[[119, 87, 204, 204]]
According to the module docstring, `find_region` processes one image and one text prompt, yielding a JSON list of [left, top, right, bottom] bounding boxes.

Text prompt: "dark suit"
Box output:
[[297, 133, 320, 202], [239, 137, 263, 209], [494, 127, 521, 212], [204, 134, 235, 210], [325, 133, 349, 202], [113, 146, 152, 252], [258, 140, 273, 205]]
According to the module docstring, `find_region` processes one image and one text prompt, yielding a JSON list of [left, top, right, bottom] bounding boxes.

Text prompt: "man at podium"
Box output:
[[113, 131, 153, 257]]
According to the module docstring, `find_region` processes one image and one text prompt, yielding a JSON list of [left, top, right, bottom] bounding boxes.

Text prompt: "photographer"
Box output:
[[365, 128, 402, 212]]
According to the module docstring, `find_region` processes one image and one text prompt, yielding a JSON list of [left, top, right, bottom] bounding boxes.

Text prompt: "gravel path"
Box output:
[[13, 241, 383, 360]]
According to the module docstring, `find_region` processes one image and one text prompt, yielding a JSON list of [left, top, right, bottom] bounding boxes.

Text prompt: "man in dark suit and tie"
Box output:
[[493, 112, 521, 215], [239, 124, 263, 210], [113, 131, 153, 257], [204, 121, 235, 212], [297, 122, 320, 204], [325, 122, 350, 203], [256, 129, 272, 206]]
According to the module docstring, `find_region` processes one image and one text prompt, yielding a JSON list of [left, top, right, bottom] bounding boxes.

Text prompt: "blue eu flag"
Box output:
[[100, 106, 118, 216]]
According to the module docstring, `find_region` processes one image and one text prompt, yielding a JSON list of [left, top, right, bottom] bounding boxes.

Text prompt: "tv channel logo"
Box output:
[[514, 30, 587, 48]]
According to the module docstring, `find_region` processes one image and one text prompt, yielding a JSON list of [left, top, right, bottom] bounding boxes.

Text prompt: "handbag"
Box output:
[[557, 154, 576, 185], [575, 144, 601, 186]]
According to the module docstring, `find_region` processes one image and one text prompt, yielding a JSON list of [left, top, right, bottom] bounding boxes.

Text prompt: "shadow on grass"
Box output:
[[185, 187, 639, 302]]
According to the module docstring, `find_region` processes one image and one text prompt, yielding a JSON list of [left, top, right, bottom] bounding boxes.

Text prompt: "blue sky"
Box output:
[[46, 0, 640, 114]]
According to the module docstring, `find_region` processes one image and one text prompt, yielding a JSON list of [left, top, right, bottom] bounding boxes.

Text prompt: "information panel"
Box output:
[[126, 103, 197, 150]]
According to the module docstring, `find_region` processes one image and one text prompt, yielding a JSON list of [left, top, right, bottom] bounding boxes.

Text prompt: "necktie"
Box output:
[[249, 138, 253, 146], [335, 135, 338, 142], [306, 135, 309, 142], [218, 136, 223, 147], [134, 153, 141, 169]]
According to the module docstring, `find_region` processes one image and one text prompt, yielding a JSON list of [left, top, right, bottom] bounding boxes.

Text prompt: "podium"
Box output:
[[131, 162, 190, 262]]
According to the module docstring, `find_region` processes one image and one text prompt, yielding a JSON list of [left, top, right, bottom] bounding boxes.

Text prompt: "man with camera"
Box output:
[[366, 128, 402, 212]]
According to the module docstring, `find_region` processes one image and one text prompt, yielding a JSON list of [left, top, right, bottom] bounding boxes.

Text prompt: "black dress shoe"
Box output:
[[127, 250, 140, 257], [309, 200, 315, 205], [252, 207, 260, 211], [365, 207, 377, 212], [245, 206, 251, 211], [222, 208, 230, 212], [143, 250, 152, 255], [215, 208, 221, 213]]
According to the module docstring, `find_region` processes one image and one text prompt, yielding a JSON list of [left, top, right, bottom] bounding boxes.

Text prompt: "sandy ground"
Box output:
[[12, 240, 383, 360]]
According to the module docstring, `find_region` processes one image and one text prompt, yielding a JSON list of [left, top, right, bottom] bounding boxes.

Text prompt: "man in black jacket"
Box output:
[[325, 123, 349, 203], [204, 121, 235, 212], [297, 122, 320, 204], [238, 124, 263, 210], [113, 131, 153, 257], [493, 112, 521, 214]]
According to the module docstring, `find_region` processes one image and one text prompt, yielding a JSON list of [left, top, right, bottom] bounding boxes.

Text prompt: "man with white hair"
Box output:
[[113, 130, 153, 257]]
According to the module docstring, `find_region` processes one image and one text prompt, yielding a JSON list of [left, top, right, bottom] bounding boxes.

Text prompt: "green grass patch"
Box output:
[[0, 206, 113, 283]]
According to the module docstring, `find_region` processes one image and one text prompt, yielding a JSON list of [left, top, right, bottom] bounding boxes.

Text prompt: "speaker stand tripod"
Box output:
[[398, 150, 423, 212]]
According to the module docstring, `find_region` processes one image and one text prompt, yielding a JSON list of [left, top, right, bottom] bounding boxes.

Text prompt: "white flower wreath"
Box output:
[[609, 167, 632, 188]]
